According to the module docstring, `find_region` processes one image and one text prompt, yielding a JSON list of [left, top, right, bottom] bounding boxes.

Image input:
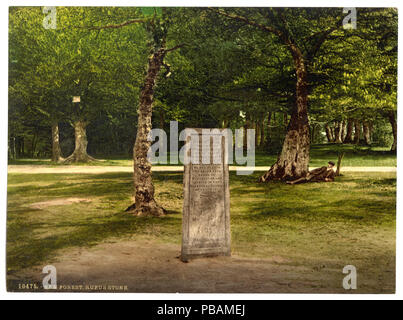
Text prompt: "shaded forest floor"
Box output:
[[8, 144, 397, 167], [7, 171, 396, 293]]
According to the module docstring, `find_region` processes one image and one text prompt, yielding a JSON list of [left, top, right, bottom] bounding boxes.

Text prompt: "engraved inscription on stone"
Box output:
[[181, 129, 231, 261]]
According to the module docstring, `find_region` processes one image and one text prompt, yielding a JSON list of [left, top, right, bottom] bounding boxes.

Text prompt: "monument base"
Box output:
[[180, 249, 231, 262]]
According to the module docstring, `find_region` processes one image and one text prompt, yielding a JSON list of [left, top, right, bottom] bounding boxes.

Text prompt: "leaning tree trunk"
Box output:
[[344, 120, 354, 143], [63, 120, 95, 163], [389, 111, 397, 152], [51, 122, 64, 162], [353, 120, 361, 144], [362, 121, 372, 145], [126, 48, 166, 217], [261, 52, 310, 182]]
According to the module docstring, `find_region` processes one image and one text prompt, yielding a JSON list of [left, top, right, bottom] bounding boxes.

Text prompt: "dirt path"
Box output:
[[7, 165, 397, 174], [9, 239, 359, 293]]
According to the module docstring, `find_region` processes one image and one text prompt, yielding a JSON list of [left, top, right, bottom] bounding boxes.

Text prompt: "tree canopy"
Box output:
[[9, 7, 397, 161]]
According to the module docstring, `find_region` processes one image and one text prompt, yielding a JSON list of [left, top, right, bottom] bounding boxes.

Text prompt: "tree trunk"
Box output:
[[15, 137, 20, 158], [159, 110, 166, 153], [266, 112, 272, 145], [126, 48, 166, 217], [261, 52, 310, 182], [389, 111, 397, 152], [51, 122, 64, 162], [31, 133, 37, 158], [344, 120, 354, 143], [63, 120, 95, 163], [10, 137, 16, 159], [353, 120, 361, 144], [369, 122, 374, 141], [325, 123, 334, 143], [336, 152, 345, 176], [22, 138, 25, 157], [334, 121, 343, 143], [255, 120, 261, 147], [243, 113, 250, 150], [341, 120, 347, 142], [258, 120, 262, 147], [362, 121, 371, 145], [330, 127, 336, 142], [310, 124, 315, 144], [17, 137, 24, 158], [259, 118, 265, 148], [283, 113, 288, 128]]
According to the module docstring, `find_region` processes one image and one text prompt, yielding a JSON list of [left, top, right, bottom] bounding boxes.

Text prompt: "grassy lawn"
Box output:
[[8, 144, 397, 167], [7, 170, 396, 292]]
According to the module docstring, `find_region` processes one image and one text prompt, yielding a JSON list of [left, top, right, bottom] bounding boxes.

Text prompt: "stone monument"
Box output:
[[181, 129, 231, 261]]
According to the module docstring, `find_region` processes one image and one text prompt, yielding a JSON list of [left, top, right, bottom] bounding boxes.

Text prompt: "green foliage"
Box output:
[[141, 7, 162, 16], [9, 7, 149, 157], [310, 8, 397, 125], [8, 7, 398, 158]]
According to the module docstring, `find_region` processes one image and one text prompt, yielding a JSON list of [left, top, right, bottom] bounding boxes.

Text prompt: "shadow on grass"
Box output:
[[7, 171, 396, 274], [230, 172, 396, 226], [7, 173, 183, 200], [7, 213, 181, 273], [7, 172, 185, 273]]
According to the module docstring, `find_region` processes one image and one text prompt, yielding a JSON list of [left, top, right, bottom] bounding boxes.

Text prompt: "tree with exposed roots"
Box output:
[[91, 8, 183, 216], [210, 8, 351, 181], [61, 8, 148, 164], [9, 8, 68, 163], [63, 120, 96, 163]]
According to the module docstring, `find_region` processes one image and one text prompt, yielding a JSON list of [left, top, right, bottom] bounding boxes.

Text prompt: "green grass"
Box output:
[[7, 170, 396, 293], [7, 158, 132, 167], [254, 144, 396, 167], [8, 144, 397, 167]]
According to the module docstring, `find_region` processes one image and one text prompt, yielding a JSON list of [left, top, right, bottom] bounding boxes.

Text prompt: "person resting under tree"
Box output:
[[286, 161, 336, 185]]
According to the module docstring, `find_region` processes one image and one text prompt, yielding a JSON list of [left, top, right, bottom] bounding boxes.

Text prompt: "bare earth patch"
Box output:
[[9, 239, 392, 293], [28, 198, 92, 209]]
